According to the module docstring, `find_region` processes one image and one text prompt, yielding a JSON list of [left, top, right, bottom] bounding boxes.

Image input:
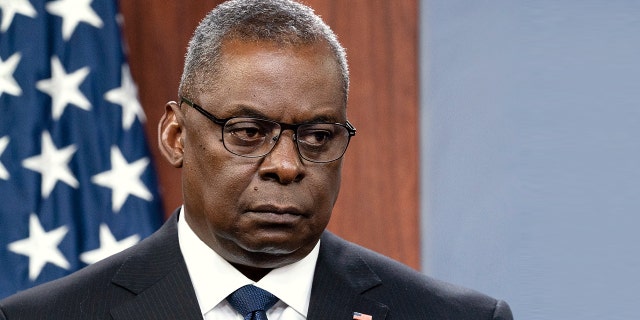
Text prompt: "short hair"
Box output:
[[179, 0, 349, 105]]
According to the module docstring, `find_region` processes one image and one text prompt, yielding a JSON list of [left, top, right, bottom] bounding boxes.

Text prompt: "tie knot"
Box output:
[[227, 285, 279, 319]]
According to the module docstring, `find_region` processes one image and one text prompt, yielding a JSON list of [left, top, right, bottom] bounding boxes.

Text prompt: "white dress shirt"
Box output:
[[177, 207, 320, 320]]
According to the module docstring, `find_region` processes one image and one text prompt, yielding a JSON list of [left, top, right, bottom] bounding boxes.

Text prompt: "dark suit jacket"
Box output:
[[0, 213, 513, 319]]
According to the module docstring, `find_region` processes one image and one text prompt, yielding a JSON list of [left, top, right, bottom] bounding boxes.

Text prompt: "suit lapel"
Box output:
[[108, 212, 202, 320], [105, 216, 390, 319], [307, 232, 389, 320]]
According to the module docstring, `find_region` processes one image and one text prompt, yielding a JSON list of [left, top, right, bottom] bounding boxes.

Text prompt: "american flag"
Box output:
[[0, 0, 163, 299], [353, 312, 373, 320]]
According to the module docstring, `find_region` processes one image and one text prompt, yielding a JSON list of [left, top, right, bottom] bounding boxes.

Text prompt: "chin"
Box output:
[[238, 236, 312, 260], [241, 239, 302, 255]]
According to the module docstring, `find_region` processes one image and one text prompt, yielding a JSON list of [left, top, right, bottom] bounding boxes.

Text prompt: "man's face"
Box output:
[[161, 40, 346, 271]]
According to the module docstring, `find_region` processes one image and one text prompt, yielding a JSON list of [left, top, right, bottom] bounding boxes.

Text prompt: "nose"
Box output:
[[258, 130, 306, 184]]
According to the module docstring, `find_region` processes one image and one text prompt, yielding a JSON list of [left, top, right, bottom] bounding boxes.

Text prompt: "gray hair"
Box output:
[[179, 0, 349, 105]]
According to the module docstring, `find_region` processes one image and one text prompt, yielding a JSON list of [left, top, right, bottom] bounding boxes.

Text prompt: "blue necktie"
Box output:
[[227, 285, 279, 320]]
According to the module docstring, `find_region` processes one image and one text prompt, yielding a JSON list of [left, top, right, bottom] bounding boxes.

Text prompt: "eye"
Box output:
[[224, 119, 273, 145], [233, 126, 262, 139], [298, 125, 335, 146], [307, 131, 332, 145]]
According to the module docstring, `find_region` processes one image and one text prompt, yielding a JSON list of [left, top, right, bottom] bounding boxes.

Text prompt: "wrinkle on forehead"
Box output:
[[194, 40, 346, 123]]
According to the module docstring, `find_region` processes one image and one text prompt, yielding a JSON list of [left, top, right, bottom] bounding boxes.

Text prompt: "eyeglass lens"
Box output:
[[222, 118, 350, 163]]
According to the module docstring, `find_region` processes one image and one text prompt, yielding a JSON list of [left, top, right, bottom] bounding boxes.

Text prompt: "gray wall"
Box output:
[[420, 1, 640, 319]]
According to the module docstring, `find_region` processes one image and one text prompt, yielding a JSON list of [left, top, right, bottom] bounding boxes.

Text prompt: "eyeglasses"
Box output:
[[180, 97, 356, 163]]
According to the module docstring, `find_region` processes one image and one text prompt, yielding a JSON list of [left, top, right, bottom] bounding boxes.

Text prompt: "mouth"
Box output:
[[245, 204, 306, 224]]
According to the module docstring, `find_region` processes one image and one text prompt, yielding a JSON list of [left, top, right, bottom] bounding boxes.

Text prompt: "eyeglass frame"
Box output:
[[179, 97, 356, 163]]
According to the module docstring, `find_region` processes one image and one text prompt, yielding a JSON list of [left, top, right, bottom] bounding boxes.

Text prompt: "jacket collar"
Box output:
[[109, 211, 202, 319], [308, 231, 389, 320], [107, 213, 389, 319]]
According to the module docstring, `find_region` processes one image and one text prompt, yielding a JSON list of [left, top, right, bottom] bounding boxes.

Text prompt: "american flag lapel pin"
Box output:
[[353, 311, 373, 320]]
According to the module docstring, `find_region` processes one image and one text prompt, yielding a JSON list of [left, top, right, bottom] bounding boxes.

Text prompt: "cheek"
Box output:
[[181, 134, 255, 209], [309, 164, 343, 215], [322, 162, 343, 201], [186, 156, 255, 202]]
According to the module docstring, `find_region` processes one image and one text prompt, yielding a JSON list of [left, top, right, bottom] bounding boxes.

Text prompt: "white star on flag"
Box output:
[[0, 52, 22, 98], [0, 0, 37, 32], [0, 136, 9, 180], [91, 146, 153, 212], [7, 213, 70, 280], [0, 0, 164, 298], [22, 131, 79, 198], [79, 224, 139, 265], [104, 64, 146, 130], [36, 56, 91, 120], [45, 0, 103, 41]]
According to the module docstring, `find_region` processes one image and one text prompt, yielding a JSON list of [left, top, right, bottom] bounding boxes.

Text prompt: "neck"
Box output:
[[232, 263, 273, 282]]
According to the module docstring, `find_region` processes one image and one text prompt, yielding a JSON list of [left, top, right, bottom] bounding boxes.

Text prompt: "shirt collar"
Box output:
[[177, 206, 320, 317]]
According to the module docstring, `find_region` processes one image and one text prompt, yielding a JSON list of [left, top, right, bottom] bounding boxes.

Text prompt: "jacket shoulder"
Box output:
[[0, 247, 132, 319], [0, 215, 180, 319], [318, 232, 513, 319]]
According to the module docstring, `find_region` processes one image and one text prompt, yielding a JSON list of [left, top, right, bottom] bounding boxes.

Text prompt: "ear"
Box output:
[[158, 101, 184, 168]]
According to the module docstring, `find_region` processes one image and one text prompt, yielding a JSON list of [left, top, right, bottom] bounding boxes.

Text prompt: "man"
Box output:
[[0, 0, 513, 319]]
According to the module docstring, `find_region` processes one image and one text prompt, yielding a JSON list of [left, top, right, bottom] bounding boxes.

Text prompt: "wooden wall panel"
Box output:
[[120, 0, 420, 269], [119, 1, 223, 219]]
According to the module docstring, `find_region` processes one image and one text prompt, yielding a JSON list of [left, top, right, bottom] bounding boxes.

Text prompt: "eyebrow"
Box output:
[[222, 105, 344, 124], [221, 105, 269, 119]]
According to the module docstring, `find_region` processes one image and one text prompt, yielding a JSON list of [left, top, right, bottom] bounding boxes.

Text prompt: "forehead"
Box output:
[[197, 40, 346, 122]]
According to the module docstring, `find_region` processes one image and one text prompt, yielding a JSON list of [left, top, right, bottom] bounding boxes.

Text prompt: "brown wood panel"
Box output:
[[120, 1, 224, 218], [121, 0, 420, 269], [308, 1, 420, 269]]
